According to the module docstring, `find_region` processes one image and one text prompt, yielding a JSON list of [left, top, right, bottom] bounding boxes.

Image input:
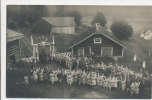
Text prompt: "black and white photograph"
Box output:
[[5, 5, 152, 99]]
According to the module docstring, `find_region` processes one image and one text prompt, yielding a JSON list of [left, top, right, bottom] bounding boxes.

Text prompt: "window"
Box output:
[[101, 47, 113, 57], [94, 38, 102, 44]]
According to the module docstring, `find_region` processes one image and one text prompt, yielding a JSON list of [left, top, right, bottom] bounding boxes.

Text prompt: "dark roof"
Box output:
[[41, 17, 76, 27], [69, 27, 126, 49], [7, 29, 24, 42]]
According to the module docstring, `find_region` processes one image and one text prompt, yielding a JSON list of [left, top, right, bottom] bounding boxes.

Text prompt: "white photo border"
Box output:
[[1, 0, 152, 100]]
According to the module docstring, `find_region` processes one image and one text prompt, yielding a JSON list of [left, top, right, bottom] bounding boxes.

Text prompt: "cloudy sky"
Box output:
[[47, 5, 152, 18]]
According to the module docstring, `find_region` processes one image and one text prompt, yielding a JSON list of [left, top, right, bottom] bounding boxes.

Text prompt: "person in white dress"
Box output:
[[134, 81, 140, 96], [113, 77, 118, 91], [130, 82, 135, 96], [24, 76, 29, 85], [121, 80, 126, 92]]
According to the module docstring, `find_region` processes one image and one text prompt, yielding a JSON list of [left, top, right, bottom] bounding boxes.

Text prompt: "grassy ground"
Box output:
[[7, 61, 150, 99]]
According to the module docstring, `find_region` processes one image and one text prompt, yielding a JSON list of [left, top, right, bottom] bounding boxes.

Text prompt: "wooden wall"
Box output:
[[52, 27, 75, 34], [7, 39, 20, 68], [72, 34, 123, 57]]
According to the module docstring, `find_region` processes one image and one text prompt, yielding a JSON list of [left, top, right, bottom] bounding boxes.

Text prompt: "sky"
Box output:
[[46, 5, 152, 18]]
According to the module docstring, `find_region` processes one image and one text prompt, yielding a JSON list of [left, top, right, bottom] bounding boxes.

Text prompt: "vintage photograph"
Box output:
[[6, 5, 152, 99]]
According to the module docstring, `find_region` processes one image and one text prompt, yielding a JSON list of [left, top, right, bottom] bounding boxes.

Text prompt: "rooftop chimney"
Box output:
[[95, 23, 100, 31]]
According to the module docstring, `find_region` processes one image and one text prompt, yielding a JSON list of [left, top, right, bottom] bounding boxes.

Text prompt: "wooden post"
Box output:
[[19, 39, 21, 58], [71, 48, 73, 56], [50, 44, 52, 57], [52, 44, 54, 59], [83, 47, 84, 57], [111, 47, 113, 57], [51, 35, 55, 60], [90, 47, 91, 56], [31, 35, 33, 45], [33, 45, 35, 58], [122, 48, 124, 58], [35, 45, 39, 62], [101, 47, 102, 57]]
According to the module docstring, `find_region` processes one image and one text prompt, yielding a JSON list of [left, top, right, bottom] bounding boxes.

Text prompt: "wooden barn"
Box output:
[[32, 17, 76, 34], [69, 25, 126, 58], [7, 29, 24, 68]]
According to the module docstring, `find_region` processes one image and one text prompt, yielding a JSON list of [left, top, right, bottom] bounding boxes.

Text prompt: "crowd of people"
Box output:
[[22, 62, 151, 97], [20, 53, 152, 97]]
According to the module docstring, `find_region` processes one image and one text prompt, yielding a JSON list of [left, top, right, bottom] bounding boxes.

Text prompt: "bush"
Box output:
[[110, 20, 133, 40]]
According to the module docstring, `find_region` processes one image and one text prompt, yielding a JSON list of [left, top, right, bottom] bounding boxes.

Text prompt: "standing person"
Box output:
[[108, 76, 112, 90], [117, 77, 122, 91], [134, 81, 140, 96], [130, 82, 135, 96], [103, 77, 106, 89], [31, 61, 34, 70], [126, 80, 131, 93], [33, 71, 38, 82], [99, 75, 103, 87], [121, 79, 126, 92], [76, 59, 79, 70], [57, 70, 63, 83], [24, 76, 29, 85], [114, 77, 118, 91], [39, 72, 44, 82]]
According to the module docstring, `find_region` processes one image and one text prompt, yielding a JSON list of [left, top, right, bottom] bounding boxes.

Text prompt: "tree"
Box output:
[[7, 5, 49, 29], [69, 11, 82, 26], [110, 20, 133, 40], [91, 12, 107, 27], [54, 5, 68, 17]]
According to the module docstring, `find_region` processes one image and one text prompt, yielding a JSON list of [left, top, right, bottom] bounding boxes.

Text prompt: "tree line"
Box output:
[[7, 5, 133, 40]]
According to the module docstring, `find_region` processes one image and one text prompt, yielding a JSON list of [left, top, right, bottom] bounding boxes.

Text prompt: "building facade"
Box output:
[[41, 17, 76, 34], [7, 29, 24, 68], [69, 28, 126, 58]]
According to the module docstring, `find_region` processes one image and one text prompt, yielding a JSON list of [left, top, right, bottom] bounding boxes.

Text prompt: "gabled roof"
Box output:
[[69, 27, 127, 49], [7, 29, 24, 42], [41, 17, 76, 27]]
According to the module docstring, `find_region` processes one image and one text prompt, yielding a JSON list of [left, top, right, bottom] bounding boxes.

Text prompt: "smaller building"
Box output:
[[69, 26, 126, 58], [7, 29, 24, 68], [41, 17, 76, 34]]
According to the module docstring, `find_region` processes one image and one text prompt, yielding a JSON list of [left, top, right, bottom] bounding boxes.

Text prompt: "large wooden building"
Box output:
[[69, 26, 126, 58], [7, 29, 24, 68], [40, 17, 76, 34]]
